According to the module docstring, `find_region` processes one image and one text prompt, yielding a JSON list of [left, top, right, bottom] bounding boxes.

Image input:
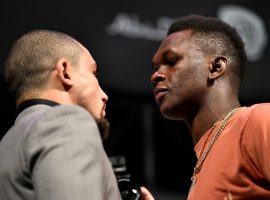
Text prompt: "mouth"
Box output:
[[154, 87, 168, 104]]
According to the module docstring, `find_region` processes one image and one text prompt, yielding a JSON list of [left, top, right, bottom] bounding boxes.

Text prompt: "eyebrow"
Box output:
[[93, 63, 100, 77], [163, 49, 179, 57], [152, 49, 179, 66]]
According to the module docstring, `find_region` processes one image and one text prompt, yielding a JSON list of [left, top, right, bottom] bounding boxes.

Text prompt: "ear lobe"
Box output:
[[56, 58, 73, 90], [208, 57, 227, 81]]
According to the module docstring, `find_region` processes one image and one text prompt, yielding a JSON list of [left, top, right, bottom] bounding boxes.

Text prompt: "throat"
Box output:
[[188, 104, 241, 145], [191, 120, 216, 145]]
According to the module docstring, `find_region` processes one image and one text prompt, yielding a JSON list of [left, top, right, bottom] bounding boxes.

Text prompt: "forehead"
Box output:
[[162, 30, 194, 50], [153, 30, 194, 59], [166, 30, 193, 42], [80, 47, 96, 70], [81, 46, 95, 63]]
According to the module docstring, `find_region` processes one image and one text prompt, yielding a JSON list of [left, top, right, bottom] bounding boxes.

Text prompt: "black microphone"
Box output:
[[109, 155, 141, 200]]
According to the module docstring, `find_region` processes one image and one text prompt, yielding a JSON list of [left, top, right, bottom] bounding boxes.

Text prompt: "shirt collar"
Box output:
[[17, 98, 59, 115]]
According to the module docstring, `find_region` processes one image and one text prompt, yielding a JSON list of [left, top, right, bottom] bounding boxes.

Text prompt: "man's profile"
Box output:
[[151, 14, 270, 199], [0, 30, 121, 200]]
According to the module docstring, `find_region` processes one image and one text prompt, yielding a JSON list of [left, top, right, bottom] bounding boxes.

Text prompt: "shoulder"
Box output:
[[241, 103, 270, 153], [34, 105, 97, 130], [25, 105, 101, 156], [44, 104, 95, 121], [16, 104, 95, 126], [241, 103, 270, 178], [242, 103, 270, 128], [247, 103, 270, 118], [29, 104, 99, 138]]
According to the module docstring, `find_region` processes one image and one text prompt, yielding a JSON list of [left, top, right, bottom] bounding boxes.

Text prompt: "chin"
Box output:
[[160, 105, 177, 120], [162, 113, 181, 120], [159, 103, 184, 121]]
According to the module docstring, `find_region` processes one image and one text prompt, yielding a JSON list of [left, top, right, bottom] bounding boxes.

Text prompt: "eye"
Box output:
[[167, 58, 178, 66]]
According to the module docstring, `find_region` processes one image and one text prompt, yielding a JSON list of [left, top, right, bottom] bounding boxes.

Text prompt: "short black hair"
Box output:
[[168, 14, 247, 92]]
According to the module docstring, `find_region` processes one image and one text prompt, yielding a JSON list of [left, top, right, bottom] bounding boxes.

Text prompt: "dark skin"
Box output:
[[151, 29, 240, 144]]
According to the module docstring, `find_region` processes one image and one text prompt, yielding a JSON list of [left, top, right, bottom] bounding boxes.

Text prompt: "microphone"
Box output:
[[109, 155, 141, 200]]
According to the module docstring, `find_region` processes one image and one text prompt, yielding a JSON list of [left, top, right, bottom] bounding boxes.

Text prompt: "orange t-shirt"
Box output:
[[188, 103, 270, 200]]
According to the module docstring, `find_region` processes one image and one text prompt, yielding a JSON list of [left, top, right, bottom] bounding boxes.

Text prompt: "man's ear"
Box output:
[[208, 57, 228, 81], [56, 58, 73, 90]]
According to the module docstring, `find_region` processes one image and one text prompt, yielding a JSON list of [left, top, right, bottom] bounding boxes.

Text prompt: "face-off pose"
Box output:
[[151, 15, 270, 199], [0, 30, 121, 200]]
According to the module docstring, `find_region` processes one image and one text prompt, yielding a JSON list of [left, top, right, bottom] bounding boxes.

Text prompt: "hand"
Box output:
[[140, 186, 155, 200]]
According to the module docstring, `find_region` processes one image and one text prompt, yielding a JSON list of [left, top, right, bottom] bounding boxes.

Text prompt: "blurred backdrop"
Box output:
[[0, 0, 269, 199]]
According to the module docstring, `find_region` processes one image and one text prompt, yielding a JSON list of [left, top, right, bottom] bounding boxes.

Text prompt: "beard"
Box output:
[[96, 118, 110, 140]]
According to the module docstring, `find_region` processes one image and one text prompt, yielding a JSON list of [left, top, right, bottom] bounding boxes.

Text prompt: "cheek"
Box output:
[[86, 83, 103, 104], [83, 85, 100, 101], [169, 70, 190, 93], [167, 72, 202, 105], [79, 75, 98, 93], [79, 87, 102, 116], [76, 78, 98, 103]]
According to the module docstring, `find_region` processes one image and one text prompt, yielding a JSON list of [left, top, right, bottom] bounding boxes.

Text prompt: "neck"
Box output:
[[17, 89, 74, 106], [186, 91, 241, 145]]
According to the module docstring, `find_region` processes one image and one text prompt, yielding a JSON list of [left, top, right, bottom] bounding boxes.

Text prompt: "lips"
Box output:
[[154, 87, 168, 104]]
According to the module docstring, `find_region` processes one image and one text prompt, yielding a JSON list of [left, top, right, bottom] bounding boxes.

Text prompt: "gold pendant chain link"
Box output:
[[191, 108, 240, 184]]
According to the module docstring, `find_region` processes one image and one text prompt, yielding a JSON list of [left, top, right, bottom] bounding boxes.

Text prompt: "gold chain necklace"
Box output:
[[191, 108, 240, 187]]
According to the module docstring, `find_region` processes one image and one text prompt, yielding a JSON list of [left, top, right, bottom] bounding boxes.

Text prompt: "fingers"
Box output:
[[140, 186, 155, 200]]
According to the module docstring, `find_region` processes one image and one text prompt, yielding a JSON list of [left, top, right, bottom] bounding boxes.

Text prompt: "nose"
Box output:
[[101, 89, 108, 103], [151, 71, 166, 86]]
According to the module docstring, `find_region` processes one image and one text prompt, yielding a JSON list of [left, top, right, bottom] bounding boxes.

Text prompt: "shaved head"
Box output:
[[5, 30, 84, 101]]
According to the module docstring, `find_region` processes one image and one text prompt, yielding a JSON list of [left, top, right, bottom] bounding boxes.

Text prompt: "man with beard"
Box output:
[[0, 30, 121, 200], [151, 15, 270, 199]]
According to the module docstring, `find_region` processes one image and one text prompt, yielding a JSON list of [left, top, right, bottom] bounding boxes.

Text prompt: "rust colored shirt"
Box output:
[[188, 104, 270, 200]]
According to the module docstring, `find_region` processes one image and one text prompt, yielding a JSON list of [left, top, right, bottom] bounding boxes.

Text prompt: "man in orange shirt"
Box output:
[[150, 14, 270, 199]]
